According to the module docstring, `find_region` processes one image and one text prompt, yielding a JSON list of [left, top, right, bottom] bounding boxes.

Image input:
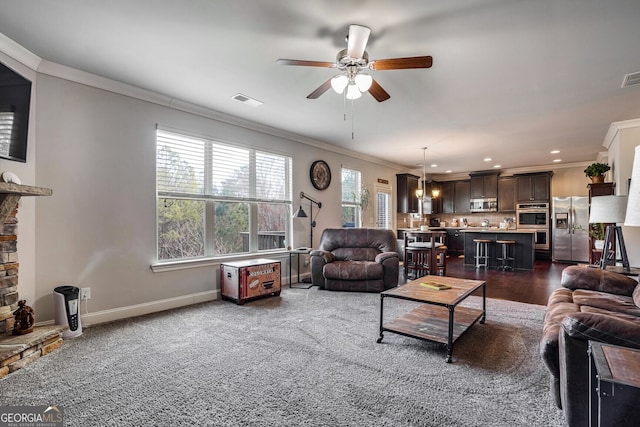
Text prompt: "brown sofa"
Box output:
[[540, 265, 640, 427], [310, 228, 399, 292]]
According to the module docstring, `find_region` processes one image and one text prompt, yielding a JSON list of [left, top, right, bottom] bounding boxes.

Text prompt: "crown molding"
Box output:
[[603, 118, 640, 149]]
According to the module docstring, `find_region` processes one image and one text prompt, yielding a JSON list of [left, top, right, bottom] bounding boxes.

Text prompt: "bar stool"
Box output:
[[434, 245, 448, 276], [405, 246, 431, 279], [496, 240, 516, 271], [473, 239, 492, 269]]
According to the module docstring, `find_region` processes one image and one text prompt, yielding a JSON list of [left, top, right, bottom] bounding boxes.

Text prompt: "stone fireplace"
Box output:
[[0, 182, 65, 378]]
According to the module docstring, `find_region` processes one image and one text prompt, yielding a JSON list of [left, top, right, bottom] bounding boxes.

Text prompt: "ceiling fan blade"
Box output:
[[371, 56, 433, 70], [276, 59, 335, 68], [368, 79, 390, 102], [347, 25, 371, 59], [307, 78, 333, 99]]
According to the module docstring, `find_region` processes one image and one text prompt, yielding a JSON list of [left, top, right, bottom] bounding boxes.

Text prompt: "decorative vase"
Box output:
[[594, 240, 605, 250], [590, 175, 605, 184]]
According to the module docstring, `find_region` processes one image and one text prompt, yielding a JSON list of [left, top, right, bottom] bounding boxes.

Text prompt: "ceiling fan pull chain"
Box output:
[[343, 90, 347, 121], [351, 98, 355, 139]]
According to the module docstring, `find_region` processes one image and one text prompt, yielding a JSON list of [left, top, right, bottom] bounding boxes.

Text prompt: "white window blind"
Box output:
[[156, 128, 292, 261]]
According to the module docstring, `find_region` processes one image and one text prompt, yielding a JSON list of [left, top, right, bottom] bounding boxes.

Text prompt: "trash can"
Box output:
[[53, 285, 82, 338]]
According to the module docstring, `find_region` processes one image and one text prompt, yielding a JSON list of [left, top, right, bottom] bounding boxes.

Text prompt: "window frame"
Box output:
[[154, 127, 292, 268], [341, 167, 362, 228]]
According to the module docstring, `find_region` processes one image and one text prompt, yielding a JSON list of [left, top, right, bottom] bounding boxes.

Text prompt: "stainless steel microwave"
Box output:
[[470, 198, 498, 212]]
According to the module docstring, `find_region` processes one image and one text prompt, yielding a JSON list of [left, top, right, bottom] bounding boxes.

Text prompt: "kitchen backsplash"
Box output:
[[397, 212, 516, 229]]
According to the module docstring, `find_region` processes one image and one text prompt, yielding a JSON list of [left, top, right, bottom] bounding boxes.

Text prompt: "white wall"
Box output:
[[19, 72, 401, 323], [605, 121, 640, 268], [0, 50, 38, 308]]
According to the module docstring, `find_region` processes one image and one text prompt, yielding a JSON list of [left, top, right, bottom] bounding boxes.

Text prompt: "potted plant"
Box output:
[[584, 163, 611, 183], [589, 222, 606, 250]]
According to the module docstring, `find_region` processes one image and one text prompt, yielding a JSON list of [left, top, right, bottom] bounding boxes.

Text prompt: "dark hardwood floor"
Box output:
[[401, 255, 572, 306]]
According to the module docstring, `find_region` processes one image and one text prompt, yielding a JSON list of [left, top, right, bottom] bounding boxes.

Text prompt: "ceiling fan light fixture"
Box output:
[[331, 75, 349, 94], [354, 73, 372, 92], [345, 83, 362, 100]]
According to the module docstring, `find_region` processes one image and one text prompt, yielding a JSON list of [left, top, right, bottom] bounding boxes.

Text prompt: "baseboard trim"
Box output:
[[36, 290, 220, 328]]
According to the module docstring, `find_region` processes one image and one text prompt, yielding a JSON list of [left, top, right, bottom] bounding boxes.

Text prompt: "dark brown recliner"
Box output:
[[540, 265, 640, 427], [310, 228, 399, 292]]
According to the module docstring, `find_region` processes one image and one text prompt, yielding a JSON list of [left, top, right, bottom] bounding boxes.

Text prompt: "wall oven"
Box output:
[[516, 203, 550, 251], [516, 203, 549, 228]]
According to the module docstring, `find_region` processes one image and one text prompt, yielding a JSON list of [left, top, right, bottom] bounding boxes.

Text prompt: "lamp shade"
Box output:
[[345, 83, 362, 100], [354, 73, 372, 92], [589, 195, 628, 224], [625, 145, 640, 226], [331, 75, 348, 94], [293, 206, 308, 218]]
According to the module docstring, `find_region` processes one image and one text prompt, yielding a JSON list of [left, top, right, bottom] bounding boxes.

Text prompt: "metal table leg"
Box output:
[[377, 294, 385, 343]]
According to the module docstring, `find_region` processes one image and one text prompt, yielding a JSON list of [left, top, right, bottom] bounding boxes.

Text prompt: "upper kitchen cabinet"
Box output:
[[421, 180, 440, 214], [454, 180, 471, 213], [469, 173, 499, 199], [498, 177, 516, 212], [440, 181, 455, 213], [439, 180, 470, 214], [515, 172, 552, 202], [397, 173, 419, 213]]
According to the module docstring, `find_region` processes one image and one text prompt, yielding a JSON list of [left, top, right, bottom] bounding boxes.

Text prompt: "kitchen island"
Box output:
[[462, 229, 536, 270]]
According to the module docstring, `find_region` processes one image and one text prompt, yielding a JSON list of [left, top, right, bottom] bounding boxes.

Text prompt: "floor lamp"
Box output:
[[589, 195, 629, 271], [292, 192, 322, 249], [624, 145, 640, 267]]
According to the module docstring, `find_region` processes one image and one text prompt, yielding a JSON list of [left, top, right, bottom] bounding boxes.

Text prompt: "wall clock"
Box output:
[[310, 160, 331, 190]]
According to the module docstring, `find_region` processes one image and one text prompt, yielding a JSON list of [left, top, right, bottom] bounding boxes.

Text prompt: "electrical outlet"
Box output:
[[80, 287, 91, 300], [303, 259, 309, 267]]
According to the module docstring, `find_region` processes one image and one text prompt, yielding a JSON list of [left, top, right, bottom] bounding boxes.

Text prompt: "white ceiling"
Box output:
[[1, 0, 640, 173]]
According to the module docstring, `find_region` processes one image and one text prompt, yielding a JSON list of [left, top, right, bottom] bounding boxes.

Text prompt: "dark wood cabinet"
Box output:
[[439, 180, 470, 214], [397, 174, 419, 213], [498, 177, 516, 212], [446, 229, 465, 254], [516, 172, 552, 202], [439, 181, 455, 213], [470, 173, 498, 199], [454, 180, 471, 213]]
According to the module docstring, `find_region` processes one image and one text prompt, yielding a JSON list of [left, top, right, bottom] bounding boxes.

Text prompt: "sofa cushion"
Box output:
[[332, 247, 380, 262], [573, 289, 640, 316], [561, 265, 638, 296], [323, 260, 383, 281], [562, 312, 640, 349]]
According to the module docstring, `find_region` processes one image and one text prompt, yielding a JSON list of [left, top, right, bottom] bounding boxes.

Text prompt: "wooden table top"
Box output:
[[382, 276, 485, 306]]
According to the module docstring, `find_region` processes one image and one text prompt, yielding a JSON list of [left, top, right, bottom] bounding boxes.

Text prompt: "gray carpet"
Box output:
[[0, 287, 565, 426]]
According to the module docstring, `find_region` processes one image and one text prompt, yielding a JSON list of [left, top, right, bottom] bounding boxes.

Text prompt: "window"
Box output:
[[375, 184, 392, 229], [156, 129, 292, 261], [341, 168, 362, 228]]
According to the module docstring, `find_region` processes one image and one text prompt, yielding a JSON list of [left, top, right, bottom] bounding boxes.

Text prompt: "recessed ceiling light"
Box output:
[[484, 157, 492, 162], [553, 159, 562, 163], [550, 150, 560, 154], [446, 170, 452, 173], [493, 164, 501, 168], [431, 164, 437, 167]]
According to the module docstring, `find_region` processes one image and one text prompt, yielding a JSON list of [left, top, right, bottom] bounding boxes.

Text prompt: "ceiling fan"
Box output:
[[276, 25, 432, 102]]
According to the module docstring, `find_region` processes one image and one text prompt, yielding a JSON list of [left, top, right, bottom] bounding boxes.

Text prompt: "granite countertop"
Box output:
[[459, 228, 534, 233]]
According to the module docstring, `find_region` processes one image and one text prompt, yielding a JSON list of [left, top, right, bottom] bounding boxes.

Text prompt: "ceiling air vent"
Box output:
[[621, 71, 640, 88], [231, 93, 263, 107]]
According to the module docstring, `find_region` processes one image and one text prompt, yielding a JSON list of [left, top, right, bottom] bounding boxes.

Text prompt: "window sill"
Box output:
[[150, 250, 289, 273]]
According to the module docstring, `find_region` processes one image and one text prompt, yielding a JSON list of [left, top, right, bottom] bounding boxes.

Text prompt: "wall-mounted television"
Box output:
[[0, 62, 32, 163]]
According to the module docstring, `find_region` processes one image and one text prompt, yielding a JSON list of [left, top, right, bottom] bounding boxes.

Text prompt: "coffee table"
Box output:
[[377, 276, 486, 363]]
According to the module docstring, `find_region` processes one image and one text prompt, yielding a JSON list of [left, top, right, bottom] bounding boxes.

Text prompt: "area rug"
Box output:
[[0, 287, 565, 426]]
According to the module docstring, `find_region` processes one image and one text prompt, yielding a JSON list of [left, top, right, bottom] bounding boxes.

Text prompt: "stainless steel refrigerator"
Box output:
[[552, 196, 590, 263]]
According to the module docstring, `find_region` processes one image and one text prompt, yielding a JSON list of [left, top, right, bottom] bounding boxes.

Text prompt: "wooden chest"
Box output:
[[220, 259, 281, 304]]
